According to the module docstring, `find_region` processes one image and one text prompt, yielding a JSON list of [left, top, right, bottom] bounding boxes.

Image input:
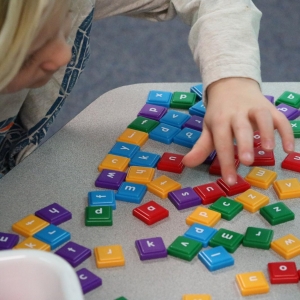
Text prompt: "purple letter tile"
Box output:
[[0, 232, 19, 250], [203, 150, 217, 164], [76, 268, 102, 294], [137, 104, 167, 121], [277, 103, 300, 120], [135, 237, 167, 260], [95, 169, 126, 189], [35, 203, 72, 225], [182, 115, 204, 131], [55, 241, 92, 267], [264, 95, 274, 104], [168, 187, 201, 210]]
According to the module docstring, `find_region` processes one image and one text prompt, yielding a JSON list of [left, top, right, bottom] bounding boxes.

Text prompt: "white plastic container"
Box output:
[[0, 249, 84, 300]]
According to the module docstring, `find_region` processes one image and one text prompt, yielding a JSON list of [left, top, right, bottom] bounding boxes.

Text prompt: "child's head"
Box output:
[[0, 0, 72, 94]]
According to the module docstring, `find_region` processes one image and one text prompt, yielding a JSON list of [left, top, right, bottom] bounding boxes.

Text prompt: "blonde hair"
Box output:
[[0, 0, 69, 91]]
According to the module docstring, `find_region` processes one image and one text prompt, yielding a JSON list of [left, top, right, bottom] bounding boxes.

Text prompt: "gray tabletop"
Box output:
[[1, 82, 300, 300]]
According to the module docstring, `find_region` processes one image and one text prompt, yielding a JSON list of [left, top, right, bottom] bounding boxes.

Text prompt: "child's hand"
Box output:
[[182, 77, 295, 185]]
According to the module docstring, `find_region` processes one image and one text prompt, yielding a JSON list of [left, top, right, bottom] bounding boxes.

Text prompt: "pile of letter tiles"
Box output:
[[1, 84, 300, 299]]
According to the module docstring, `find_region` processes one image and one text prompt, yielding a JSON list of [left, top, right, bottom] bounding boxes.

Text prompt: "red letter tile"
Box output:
[[156, 152, 185, 174], [132, 200, 169, 225], [268, 262, 299, 284], [193, 182, 226, 205]]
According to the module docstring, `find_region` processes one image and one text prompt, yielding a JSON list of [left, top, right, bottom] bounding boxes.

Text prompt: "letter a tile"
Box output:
[[133, 200, 169, 225]]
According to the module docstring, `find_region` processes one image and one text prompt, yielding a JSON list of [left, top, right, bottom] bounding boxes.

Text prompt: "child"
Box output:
[[0, 0, 294, 183]]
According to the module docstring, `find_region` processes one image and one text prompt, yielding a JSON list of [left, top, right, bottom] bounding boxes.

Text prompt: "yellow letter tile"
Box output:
[[186, 207, 221, 227], [234, 189, 269, 213], [94, 244, 125, 268], [236, 271, 269, 296], [98, 154, 130, 172], [273, 178, 300, 200], [244, 167, 277, 189], [271, 234, 300, 259], [126, 166, 155, 184], [147, 175, 181, 199], [117, 128, 148, 146], [12, 214, 49, 237], [14, 236, 50, 251]]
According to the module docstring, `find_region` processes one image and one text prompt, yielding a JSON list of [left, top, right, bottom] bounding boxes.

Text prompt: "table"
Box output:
[[1, 82, 300, 300]]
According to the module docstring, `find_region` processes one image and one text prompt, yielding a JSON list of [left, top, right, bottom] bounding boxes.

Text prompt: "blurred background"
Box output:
[[46, 0, 300, 139]]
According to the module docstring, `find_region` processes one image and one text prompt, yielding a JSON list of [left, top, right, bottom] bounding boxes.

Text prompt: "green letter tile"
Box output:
[[209, 197, 243, 220], [170, 92, 196, 109], [167, 236, 202, 261], [290, 120, 300, 138], [259, 202, 295, 225], [85, 206, 113, 226], [209, 228, 244, 253], [242, 227, 274, 249], [276, 91, 300, 108], [127, 117, 159, 133]]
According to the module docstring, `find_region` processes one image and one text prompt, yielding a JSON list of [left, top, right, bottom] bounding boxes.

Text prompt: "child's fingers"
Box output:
[[249, 107, 275, 151], [274, 111, 295, 153], [211, 123, 237, 185], [182, 129, 214, 167], [232, 115, 255, 166]]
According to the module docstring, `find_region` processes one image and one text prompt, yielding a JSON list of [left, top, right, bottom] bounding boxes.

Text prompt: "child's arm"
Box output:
[[182, 77, 295, 185], [93, 0, 295, 184]]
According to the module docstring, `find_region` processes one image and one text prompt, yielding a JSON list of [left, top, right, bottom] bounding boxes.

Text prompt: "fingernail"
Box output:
[[264, 139, 274, 150], [227, 175, 236, 186], [241, 152, 253, 163], [286, 142, 294, 152]]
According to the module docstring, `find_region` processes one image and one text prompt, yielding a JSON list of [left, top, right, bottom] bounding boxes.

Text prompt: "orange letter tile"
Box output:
[[94, 244, 125, 268], [235, 189, 269, 213], [12, 214, 49, 237], [126, 166, 155, 184], [117, 128, 148, 146], [273, 178, 300, 200], [98, 154, 130, 172], [271, 234, 300, 259], [236, 271, 269, 296], [14, 236, 50, 251], [186, 207, 221, 227], [147, 175, 181, 199], [245, 167, 277, 189]]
